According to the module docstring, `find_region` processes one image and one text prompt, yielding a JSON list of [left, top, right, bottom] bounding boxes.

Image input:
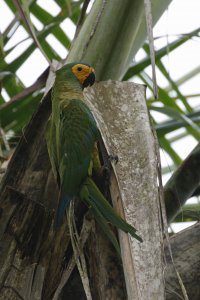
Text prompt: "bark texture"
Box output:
[[84, 81, 165, 300], [164, 143, 200, 222], [165, 223, 200, 300]]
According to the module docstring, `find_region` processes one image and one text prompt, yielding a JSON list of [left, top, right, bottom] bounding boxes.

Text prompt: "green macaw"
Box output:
[[45, 62, 142, 254]]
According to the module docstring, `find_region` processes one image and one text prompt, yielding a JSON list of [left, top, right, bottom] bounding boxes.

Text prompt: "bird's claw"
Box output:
[[99, 165, 111, 180], [108, 155, 119, 165], [100, 155, 118, 179]]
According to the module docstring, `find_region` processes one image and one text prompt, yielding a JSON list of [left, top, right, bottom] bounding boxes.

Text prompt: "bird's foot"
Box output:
[[108, 154, 119, 164], [98, 165, 110, 180], [99, 154, 118, 180]]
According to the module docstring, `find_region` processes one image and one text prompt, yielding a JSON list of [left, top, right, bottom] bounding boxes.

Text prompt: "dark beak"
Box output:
[[83, 72, 95, 89]]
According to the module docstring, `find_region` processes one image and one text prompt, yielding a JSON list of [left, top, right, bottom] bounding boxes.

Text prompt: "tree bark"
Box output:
[[165, 223, 200, 300], [84, 81, 165, 299], [164, 143, 200, 222]]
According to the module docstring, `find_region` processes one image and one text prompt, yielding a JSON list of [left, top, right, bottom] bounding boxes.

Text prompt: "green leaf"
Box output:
[[151, 105, 200, 139], [159, 136, 182, 165], [0, 91, 42, 134], [123, 27, 200, 79], [174, 203, 200, 222]]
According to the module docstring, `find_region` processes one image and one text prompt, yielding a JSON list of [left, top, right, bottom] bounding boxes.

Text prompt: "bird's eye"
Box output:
[[77, 67, 82, 71]]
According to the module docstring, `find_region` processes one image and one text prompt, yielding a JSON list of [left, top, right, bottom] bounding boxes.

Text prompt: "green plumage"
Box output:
[[45, 62, 142, 255]]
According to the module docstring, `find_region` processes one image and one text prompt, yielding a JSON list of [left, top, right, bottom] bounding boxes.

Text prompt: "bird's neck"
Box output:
[[52, 78, 84, 102]]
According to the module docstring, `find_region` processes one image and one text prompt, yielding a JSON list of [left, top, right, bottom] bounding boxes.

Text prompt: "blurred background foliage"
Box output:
[[0, 0, 200, 230]]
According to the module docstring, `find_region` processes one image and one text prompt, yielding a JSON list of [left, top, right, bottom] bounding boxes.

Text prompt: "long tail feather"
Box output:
[[54, 192, 71, 228], [83, 195, 121, 256], [80, 178, 143, 243]]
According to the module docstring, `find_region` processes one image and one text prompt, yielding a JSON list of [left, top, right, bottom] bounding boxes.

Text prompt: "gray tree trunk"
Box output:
[[84, 81, 165, 299], [165, 222, 200, 300]]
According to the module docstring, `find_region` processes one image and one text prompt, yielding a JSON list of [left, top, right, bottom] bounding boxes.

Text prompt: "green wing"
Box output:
[[57, 99, 99, 196]]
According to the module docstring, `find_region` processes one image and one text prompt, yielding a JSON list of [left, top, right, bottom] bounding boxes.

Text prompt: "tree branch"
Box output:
[[164, 143, 200, 222], [165, 223, 200, 300]]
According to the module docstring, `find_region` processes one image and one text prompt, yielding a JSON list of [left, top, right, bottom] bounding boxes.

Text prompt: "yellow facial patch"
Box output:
[[72, 64, 94, 85]]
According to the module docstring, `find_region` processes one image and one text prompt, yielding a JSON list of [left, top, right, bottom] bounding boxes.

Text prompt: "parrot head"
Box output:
[[56, 62, 95, 90], [71, 63, 95, 89]]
